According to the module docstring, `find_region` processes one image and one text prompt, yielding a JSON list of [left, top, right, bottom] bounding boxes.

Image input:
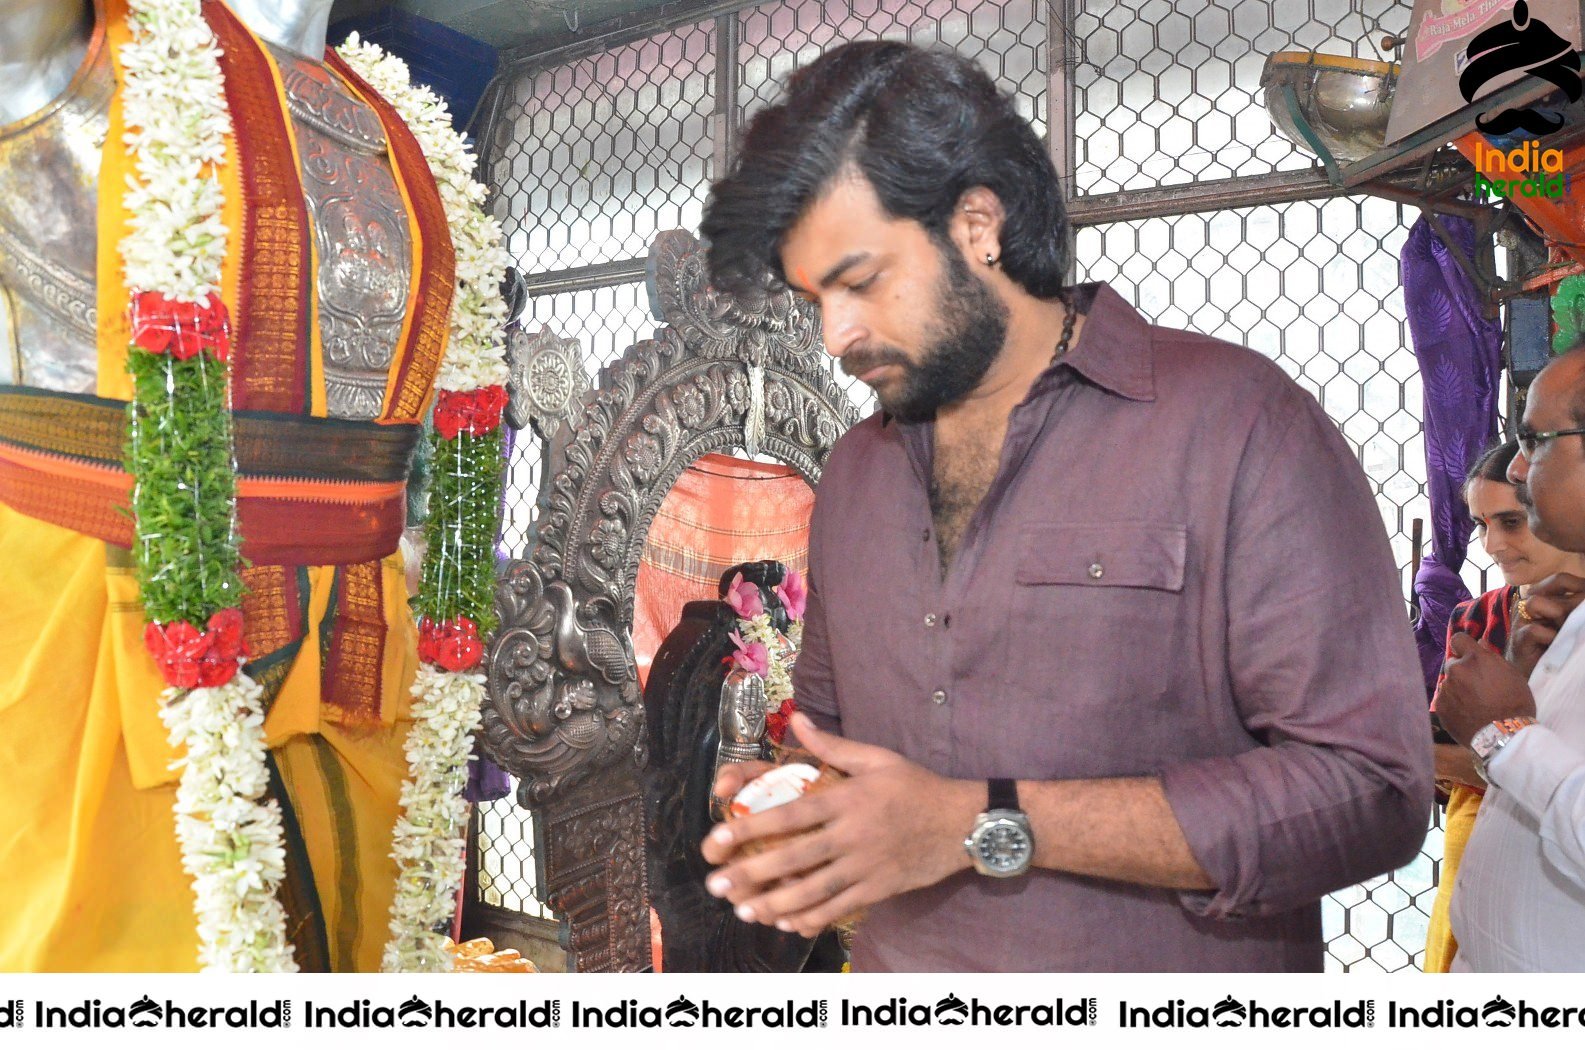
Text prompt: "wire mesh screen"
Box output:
[[475, 791, 541, 913], [739, 0, 1046, 135], [1079, 198, 1430, 577], [487, 21, 717, 273], [1071, 0, 1411, 195], [478, 0, 1460, 970]]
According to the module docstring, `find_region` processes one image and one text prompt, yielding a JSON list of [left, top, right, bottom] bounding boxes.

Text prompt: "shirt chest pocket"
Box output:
[[1004, 521, 1191, 727], [1015, 522, 1187, 591]]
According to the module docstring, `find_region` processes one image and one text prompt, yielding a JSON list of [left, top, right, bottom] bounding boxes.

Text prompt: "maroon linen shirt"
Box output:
[[793, 283, 1433, 972]]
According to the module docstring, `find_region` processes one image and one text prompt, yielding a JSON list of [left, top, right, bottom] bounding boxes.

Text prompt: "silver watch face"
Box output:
[[1470, 722, 1505, 761], [973, 815, 1032, 875]]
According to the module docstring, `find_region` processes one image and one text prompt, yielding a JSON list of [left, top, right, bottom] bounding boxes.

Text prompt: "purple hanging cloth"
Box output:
[[1400, 215, 1503, 698], [465, 752, 513, 803]]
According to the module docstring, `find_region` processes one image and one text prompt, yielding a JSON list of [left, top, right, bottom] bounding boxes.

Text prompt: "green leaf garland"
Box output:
[[414, 426, 503, 637], [125, 349, 244, 626]]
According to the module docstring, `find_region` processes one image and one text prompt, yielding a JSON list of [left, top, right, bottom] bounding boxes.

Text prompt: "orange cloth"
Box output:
[[631, 454, 813, 688]]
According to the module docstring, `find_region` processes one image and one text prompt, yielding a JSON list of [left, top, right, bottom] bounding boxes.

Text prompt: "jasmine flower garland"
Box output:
[[120, 0, 295, 973], [335, 34, 511, 975]]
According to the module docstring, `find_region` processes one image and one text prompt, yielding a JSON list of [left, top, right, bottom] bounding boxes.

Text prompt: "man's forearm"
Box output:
[[1019, 776, 1215, 890]]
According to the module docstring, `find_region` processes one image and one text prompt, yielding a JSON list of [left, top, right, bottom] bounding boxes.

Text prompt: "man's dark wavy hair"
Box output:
[[702, 40, 1068, 300]]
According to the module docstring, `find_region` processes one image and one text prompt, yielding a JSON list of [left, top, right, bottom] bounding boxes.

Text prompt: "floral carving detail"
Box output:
[[624, 432, 665, 485], [675, 379, 709, 427], [590, 518, 627, 570], [725, 371, 750, 412]]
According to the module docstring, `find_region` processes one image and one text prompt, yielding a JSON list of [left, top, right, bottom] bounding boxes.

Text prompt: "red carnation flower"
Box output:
[[206, 607, 246, 662], [130, 291, 231, 362], [433, 386, 508, 440], [418, 615, 484, 672], [143, 607, 248, 690]]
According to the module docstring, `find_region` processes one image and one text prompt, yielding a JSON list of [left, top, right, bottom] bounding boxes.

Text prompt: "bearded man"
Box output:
[[697, 40, 1432, 972]]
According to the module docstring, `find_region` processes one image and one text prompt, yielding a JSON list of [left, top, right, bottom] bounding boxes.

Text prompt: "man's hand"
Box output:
[[1432, 742, 1481, 792], [700, 713, 979, 938], [711, 759, 775, 817], [1437, 632, 1537, 746], [1510, 573, 1585, 676]]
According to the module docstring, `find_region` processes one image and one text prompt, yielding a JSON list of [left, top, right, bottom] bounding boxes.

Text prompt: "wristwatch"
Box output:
[[1470, 716, 1538, 783], [963, 778, 1034, 877]]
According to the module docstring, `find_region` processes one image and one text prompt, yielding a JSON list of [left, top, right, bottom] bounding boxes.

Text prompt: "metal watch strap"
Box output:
[[1473, 716, 1538, 782], [988, 777, 1018, 811]]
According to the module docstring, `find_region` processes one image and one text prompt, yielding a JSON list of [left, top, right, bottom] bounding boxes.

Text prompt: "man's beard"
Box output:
[[840, 243, 1009, 424]]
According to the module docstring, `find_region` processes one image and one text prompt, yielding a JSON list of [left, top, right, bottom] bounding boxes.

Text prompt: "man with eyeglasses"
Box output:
[[1440, 347, 1585, 970]]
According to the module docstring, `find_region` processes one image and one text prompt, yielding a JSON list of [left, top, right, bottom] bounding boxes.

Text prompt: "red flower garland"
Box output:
[[417, 615, 484, 672], [432, 385, 508, 440], [143, 607, 247, 689], [130, 290, 232, 361]]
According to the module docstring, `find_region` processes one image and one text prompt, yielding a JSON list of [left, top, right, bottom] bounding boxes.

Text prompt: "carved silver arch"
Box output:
[[483, 229, 858, 808]]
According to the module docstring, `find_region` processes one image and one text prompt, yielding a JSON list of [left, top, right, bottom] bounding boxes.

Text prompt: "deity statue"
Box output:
[[0, 0, 460, 970], [643, 561, 843, 972]]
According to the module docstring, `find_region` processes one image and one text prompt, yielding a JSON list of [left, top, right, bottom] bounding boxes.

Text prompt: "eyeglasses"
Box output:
[[1517, 427, 1585, 459]]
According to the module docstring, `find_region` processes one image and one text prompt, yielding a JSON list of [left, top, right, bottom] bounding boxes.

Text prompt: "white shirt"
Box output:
[[1450, 601, 1585, 971]]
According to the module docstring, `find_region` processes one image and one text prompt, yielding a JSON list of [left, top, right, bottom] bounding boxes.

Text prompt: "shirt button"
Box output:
[[922, 529, 931, 542], [924, 613, 938, 627], [1087, 561, 1105, 579], [931, 689, 948, 705]]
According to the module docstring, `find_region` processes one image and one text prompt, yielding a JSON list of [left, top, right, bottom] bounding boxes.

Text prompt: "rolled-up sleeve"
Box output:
[[1159, 388, 1434, 919]]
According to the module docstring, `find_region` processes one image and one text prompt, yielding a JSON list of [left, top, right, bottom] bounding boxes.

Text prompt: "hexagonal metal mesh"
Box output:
[[499, 283, 664, 556], [476, 0, 1461, 971], [738, 0, 1047, 134], [1071, 0, 1411, 196], [475, 790, 542, 913], [487, 21, 716, 274]]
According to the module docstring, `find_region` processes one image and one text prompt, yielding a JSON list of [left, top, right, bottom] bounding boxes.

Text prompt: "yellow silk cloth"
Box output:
[[631, 454, 814, 688], [0, 0, 447, 971], [1424, 784, 1481, 973], [0, 507, 415, 971]]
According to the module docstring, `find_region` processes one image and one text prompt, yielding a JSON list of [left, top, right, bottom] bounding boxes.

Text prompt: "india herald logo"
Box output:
[[128, 996, 161, 1027], [665, 996, 701, 1027], [1213, 996, 1247, 1027], [1482, 995, 1517, 1026], [1458, 0, 1583, 137], [398, 996, 432, 1027], [933, 994, 969, 1025]]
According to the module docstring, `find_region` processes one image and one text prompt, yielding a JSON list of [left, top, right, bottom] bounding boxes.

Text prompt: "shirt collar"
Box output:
[[877, 281, 1156, 431], [1042, 282, 1156, 403]]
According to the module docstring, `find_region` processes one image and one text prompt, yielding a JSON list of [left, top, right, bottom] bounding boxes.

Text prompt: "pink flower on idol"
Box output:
[[728, 630, 770, 676], [725, 572, 764, 618], [775, 570, 808, 622]]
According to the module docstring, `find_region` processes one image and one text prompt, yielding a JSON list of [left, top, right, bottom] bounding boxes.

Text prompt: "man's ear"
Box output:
[[951, 185, 1007, 267]]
